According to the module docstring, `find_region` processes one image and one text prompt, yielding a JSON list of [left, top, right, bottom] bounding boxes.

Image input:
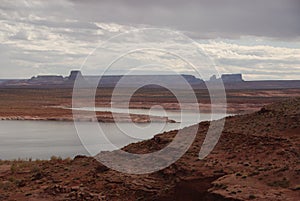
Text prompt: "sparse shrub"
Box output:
[[268, 178, 290, 188], [65, 157, 72, 163], [0, 181, 13, 190], [10, 163, 18, 174], [14, 179, 26, 187], [50, 156, 57, 161], [213, 169, 224, 174], [249, 171, 259, 176], [31, 165, 44, 181], [50, 156, 62, 161], [278, 166, 289, 172], [213, 183, 228, 190], [31, 165, 41, 173], [236, 172, 242, 176]]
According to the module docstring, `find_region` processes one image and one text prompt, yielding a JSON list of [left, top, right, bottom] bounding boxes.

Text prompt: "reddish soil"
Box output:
[[0, 88, 299, 121], [0, 98, 299, 200]]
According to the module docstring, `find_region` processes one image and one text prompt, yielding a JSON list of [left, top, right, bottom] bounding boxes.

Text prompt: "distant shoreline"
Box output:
[[0, 113, 176, 123], [1, 88, 299, 124]]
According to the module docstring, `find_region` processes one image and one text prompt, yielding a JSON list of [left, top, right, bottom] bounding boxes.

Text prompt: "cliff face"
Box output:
[[221, 74, 244, 82], [68, 70, 84, 81]]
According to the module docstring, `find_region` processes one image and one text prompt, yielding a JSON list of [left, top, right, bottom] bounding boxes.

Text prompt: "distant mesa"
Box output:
[[209, 73, 244, 83], [28, 70, 86, 86], [0, 70, 299, 90], [68, 70, 84, 81], [29, 75, 65, 84], [221, 74, 244, 82]]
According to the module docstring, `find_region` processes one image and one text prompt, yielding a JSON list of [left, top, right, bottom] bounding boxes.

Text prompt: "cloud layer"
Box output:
[[0, 0, 299, 79]]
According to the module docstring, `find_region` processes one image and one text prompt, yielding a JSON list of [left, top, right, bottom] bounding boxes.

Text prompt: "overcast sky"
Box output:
[[0, 0, 299, 80]]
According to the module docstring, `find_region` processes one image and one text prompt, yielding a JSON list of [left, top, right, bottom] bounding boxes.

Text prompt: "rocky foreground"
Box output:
[[0, 98, 299, 200]]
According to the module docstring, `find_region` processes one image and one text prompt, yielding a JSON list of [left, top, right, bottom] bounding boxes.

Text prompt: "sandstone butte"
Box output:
[[0, 98, 299, 201]]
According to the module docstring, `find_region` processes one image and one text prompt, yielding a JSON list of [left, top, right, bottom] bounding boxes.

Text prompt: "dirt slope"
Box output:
[[0, 98, 299, 200]]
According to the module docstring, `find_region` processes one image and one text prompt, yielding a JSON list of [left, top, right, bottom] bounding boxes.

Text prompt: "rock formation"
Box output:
[[221, 74, 244, 82]]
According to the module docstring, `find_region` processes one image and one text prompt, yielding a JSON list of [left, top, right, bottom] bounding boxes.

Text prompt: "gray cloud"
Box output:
[[0, 0, 299, 79], [1, 0, 300, 39], [69, 0, 300, 39]]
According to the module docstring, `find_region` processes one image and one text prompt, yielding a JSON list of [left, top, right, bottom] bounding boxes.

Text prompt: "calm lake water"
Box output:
[[0, 108, 229, 160]]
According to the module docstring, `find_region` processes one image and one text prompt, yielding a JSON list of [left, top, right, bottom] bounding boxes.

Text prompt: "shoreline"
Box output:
[[0, 104, 256, 123], [1, 88, 298, 125], [0, 115, 177, 123], [0, 98, 299, 200]]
